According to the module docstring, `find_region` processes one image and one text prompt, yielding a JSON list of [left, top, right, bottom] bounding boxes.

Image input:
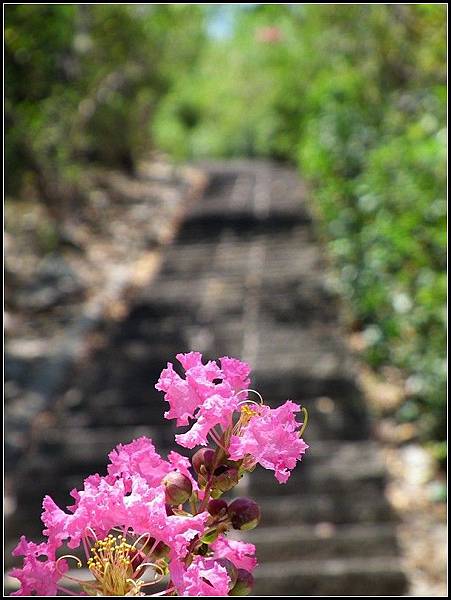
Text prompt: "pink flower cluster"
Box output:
[[156, 352, 308, 481], [10, 353, 308, 596]]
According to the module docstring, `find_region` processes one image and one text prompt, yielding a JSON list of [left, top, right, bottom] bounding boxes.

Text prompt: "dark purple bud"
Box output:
[[228, 497, 261, 531], [207, 498, 228, 516], [162, 471, 192, 505], [191, 448, 216, 474], [229, 569, 254, 596], [217, 558, 238, 589]]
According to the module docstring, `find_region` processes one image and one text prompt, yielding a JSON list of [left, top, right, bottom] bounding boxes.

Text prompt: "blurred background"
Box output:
[[5, 4, 447, 596]]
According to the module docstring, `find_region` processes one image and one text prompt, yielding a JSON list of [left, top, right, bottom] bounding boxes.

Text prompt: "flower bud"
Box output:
[[228, 497, 261, 531], [162, 471, 192, 505], [229, 569, 254, 596], [214, 466, 239, 493], [207, 498, 228, 516], [191, 448, 216, 474], [217, 558, 238, 589]]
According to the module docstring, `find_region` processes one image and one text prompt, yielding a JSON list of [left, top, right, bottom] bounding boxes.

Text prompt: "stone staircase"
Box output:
[[6, 160, 407, 595]]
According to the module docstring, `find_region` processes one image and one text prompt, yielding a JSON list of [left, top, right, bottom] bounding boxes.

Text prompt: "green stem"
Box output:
[[198, 475, 214, 514]]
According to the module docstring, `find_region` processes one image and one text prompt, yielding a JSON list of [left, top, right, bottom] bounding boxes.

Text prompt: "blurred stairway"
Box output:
[[6, 160, 407, 595]]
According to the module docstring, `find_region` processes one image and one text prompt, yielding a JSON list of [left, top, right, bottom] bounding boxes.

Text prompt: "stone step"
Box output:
[[246, 523, 400, 561], [257, 491, 394, 526], [178, 213, 311, 243], [255, 328, 353, 379], [134, 278, 337, 325], [253, 556, 407, 596], [254, 376, 369, 440], [245, 441, 386, 495], [160, 238, 323, 280]]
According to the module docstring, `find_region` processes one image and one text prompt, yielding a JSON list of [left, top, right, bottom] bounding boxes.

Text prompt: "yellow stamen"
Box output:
[[240, 403, 259, 423], [58, 532, 168, 596], [85, 535, 143, 596]]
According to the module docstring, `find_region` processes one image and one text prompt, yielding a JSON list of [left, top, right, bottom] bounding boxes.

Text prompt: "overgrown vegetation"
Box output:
[[5, 5, 446, 442], [5, 4, 205, 202]]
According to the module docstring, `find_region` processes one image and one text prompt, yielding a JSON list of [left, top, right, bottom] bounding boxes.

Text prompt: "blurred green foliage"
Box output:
[[5, 4, 205, 200], [5, 5, 446, 440], [154, 4, 446, 440]]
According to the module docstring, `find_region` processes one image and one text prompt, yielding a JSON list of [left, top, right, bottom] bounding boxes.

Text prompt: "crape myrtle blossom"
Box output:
[[229, 401, 309, 483], [11, 353, 308, 596], [157, 352, 309, 483]]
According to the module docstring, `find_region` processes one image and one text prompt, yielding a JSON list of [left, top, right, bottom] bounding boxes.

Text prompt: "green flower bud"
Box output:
[[162, 471, 192, 505], [217, 558, 238, 589], [229, 569, 254, 596], [191, 448, 216, 474]]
